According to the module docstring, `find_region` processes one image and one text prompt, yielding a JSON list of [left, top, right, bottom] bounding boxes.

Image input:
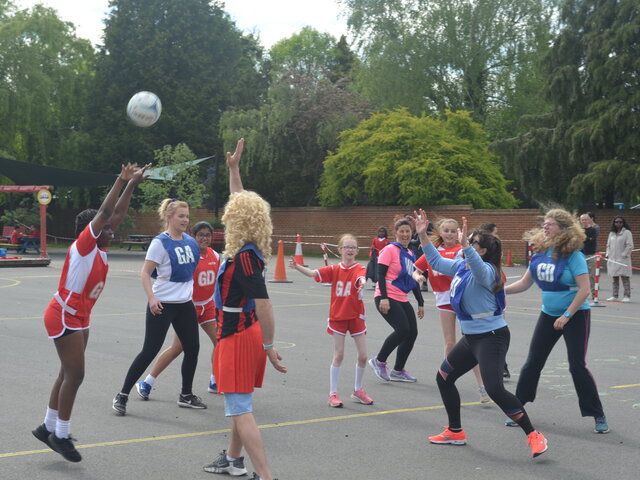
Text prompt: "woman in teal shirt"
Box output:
[[506, 209, 609, 434]]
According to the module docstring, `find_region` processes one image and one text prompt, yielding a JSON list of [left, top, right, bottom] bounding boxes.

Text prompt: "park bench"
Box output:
[[121, 234, 154, 251]]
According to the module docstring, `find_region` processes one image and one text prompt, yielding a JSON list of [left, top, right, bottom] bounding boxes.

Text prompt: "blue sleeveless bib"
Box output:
[[529, 252, 569, 291], [449, 263, 505, 321], [151, 233, 199, 282], [387, 242, 418, 293], [214, 243, 265, 312]]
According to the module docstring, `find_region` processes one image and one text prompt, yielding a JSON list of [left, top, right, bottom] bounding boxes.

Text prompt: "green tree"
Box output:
[[0, 1, 95, 168], [344, 0, 558, 124], [494, 0, 640, 207], [220, 29, 368, 206], [319, 108, 516, 208], [85, 0, 267, 175], [137, 143, 206, 210]]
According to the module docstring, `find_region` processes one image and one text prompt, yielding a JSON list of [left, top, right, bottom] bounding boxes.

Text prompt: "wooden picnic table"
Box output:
[[122, 234, 154, 251]]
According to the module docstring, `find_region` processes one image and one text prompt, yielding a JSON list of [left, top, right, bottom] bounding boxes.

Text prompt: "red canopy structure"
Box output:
[[0, 185, 51, 258]]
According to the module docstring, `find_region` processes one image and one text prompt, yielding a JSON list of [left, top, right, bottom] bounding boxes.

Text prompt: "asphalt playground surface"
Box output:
[[1, 250, 639, 480]]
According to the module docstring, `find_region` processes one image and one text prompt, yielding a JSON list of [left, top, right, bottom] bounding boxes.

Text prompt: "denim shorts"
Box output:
[[223, 392, 254, 417]]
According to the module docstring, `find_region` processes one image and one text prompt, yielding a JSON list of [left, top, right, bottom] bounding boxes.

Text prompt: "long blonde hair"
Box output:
[[524, 208, 585, 258], [430, 218, 458, 248], [157, 198, 189, 231], [221, 190, 272, 259]]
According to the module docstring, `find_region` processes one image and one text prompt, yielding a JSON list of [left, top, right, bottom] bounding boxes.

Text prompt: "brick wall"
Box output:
[[45, 206, 639, 267]]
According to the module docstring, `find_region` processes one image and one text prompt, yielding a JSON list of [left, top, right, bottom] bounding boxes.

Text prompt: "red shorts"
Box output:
[[44, 300, 90, 339], [214, 322, 266, 394], [195, 301, 216, 325], [437, 304, 455, 313], [327, 317, 367, 336]]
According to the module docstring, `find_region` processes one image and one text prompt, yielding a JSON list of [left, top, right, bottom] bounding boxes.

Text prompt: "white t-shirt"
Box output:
[[145, 237, 194, 303]]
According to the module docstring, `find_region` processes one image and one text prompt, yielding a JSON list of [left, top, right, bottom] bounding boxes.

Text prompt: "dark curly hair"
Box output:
[[75, 209, 98, 237]]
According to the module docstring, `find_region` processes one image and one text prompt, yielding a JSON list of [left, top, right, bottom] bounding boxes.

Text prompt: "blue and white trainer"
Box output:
[[208, 381, 218, 394], [136, 380, 151, 400], [368, 357, 390, 381]]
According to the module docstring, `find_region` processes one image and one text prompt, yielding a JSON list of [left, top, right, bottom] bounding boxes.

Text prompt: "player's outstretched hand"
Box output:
[[131, 163, 152, 185], [288, 256, 297, 269], [226, 138, 244, 170], [460, 216, 469, 247], [413, 209, 430, 235], [120, 163, 137, 182]]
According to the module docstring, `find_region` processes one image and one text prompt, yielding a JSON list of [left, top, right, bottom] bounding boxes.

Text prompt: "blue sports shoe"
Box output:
[[208, 381, 218, 394], [136, 381, 151, 400], [594, 416, 609, 434]]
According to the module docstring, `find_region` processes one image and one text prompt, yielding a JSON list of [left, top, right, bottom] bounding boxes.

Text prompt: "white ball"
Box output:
[[126, 91, 162, 127]]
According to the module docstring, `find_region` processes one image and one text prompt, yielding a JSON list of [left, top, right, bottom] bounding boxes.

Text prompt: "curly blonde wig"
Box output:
[[524, 208, 585, 258], [221, 190, 272, 260]]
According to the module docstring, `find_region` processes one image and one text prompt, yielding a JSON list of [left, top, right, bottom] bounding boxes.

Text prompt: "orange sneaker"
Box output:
[[527, 430, 548, 457], [428, 427, 466, 445], [350, 388, 374, 405], [328, 392, 343, 408]]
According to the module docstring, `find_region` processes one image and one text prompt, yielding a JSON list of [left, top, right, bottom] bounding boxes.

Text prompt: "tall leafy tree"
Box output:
[[494, 0, 640, 207], [0, 1, 95, 168], [86, 0, 267, 175], [319, 108, 517, 208], [220, 29, 369, 206], [343, 0, 558, 124]]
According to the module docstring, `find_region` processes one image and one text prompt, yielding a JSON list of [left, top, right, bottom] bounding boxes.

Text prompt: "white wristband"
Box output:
[[263, 343, 274, 351]]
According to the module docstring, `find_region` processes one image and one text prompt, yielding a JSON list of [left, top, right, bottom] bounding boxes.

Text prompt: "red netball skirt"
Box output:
[[214, 321, 267, 394]]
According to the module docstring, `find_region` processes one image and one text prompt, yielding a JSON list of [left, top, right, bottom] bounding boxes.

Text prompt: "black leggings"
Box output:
[[120, 302, 199, 395], [436, 326, 533, 433], [374, 297, 418, 371], [516, 309, 604, 417]]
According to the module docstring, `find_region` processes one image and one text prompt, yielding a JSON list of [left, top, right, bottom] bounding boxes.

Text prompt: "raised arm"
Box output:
[[227, 138, 245, 194], [109, 163, 151, 231], [90, 164, 135, 235], [414, 209, 462, 276]]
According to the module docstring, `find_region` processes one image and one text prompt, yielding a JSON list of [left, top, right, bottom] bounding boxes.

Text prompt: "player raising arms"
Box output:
[[289, 234, 373, 408], [32, 163, 149, 462]]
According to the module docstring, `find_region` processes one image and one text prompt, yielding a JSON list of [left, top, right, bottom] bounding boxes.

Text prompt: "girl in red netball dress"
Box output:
[[32, 163, 149, 462], [413, 218, 489, 402], [135, 221, 221, 400], [289, 234, 373, 407]]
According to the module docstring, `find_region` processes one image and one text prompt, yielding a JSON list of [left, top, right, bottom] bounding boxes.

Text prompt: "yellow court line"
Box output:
[[0, 278, 21, 289], [1, 401, 474, 459], [610, 383, 640, 389]]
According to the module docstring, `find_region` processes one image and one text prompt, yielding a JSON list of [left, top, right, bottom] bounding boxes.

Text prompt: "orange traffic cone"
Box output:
[[294, 234, 307, 266], [505, 249, 513, 267], [269, 240, 292, 283]]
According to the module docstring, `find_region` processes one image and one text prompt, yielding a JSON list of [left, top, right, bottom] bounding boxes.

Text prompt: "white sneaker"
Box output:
[[478, 385, 491, 403], [606, 296, 618, 302], [621, 297, 630, 303]]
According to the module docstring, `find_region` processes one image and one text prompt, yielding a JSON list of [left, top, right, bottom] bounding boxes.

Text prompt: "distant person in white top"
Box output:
[[605, 215, 634, 302]]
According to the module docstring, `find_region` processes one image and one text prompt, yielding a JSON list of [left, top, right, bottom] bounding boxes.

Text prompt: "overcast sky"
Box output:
[[14, 0, 350, 49]]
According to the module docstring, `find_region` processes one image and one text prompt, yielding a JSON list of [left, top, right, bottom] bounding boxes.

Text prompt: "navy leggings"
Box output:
[[120, 301, 199, 395], [516, 309, 604, 417], [374, 297, 418, 371], [437, 326, 532, 432]]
